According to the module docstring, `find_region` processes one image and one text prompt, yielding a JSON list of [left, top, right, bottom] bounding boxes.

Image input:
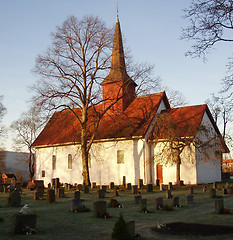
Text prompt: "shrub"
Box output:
[[111, 213, 130, 240]]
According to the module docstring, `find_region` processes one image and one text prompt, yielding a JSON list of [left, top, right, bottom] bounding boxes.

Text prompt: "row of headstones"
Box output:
[[0, 183, 22, 194]]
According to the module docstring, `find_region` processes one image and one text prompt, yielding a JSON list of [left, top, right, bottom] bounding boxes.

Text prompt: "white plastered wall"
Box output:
[[195, 112, 222, 184], [35, 138, 146, 186]]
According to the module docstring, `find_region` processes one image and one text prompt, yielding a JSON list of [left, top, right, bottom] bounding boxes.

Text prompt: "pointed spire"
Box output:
[[101, 17, 135, 85]]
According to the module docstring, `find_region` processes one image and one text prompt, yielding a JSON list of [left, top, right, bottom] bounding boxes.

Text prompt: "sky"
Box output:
[[0, 0, 230, 151]]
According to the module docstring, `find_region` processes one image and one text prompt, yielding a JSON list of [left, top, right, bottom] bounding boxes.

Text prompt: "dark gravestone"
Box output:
[[94, 201, 106, 218], [203, 186, 207, 192], [189, 186, 194, 194], [109, 182, 114, 190], [58, 187, 65, 198], [166, 190, 172, 199], [213, 182, 217, 189], [172, 196, 179, 207], [55, 178, 60, 189], [65, 183, 69, 190], [8, 191, 21, 206], [48, 183, 51, 189], [77, 184, 83, 191], [131, 185, 138, 194], [123, 176, 126, 187], [34, 190, 44, 200], [138, 179, 143, 189], [134, 195, 142, 204], [84, 186, 89, 194], [146, 184, 153, 192], [222, 187, 228, 195], [154, 197, 163, 210], [0, 185, 4, 192], [168, 182, 173, 190], [71, 198, 84, 212], [47, 189, 55, 203], [97, 189, 105, 199], [126, 183, 131, 190], [126, 221, 135, 240], [91, 182, 96, 189], [113, 189, 119, 197], [186, 194, 193, 204], [100, 185, 107, 192], [51, 178, 56, 189], [156, 179, 160, 187], [215, 199, 224, 214], [12, 213, 37, 234], [74, 191, 81, 199], [139, 199, 147, 212], [210, 188, 216, 198]]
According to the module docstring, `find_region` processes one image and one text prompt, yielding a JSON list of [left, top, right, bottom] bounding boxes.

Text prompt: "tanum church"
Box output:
[[32, 17, 229, 186]]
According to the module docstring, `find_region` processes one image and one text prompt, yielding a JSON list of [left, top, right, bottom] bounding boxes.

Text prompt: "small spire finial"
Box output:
[[116, 0, 119, 18]]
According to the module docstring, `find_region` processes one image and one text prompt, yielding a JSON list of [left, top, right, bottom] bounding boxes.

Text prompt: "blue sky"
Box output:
[[0, 0, 230, 150]]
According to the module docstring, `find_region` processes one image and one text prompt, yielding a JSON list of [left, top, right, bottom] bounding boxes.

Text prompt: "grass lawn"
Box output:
[[1, 182, 233, 240]]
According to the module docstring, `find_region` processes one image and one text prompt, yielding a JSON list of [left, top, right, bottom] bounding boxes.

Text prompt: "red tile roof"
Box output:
[[32, 92, 169, 147]]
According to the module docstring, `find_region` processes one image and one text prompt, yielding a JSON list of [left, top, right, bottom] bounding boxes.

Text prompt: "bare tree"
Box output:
[[181, 0, 233, 59], [10, 106, 46, 181], [151, 109, 222, 185]]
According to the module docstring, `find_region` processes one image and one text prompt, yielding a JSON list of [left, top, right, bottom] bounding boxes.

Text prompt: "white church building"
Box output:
[[32, 17, 228, 186]]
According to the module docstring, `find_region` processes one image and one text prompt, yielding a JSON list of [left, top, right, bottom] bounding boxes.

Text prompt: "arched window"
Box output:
[[68, 154, 72, 169], [52, 155, 56, 170], [117, 150, 124, 164]]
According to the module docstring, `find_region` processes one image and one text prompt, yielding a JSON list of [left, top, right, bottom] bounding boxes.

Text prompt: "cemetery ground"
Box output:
[[1, 182, 233, 239]]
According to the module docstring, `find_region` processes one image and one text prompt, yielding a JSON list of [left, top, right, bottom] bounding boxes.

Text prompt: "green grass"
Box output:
[[1, 183, 233, 240]]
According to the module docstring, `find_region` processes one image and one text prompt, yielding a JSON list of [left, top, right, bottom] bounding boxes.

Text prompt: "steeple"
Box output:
[[101, 17, 136, 112]]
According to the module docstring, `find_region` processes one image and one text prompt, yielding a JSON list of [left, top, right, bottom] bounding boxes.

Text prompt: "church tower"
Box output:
[[101, 17, 136, 112]]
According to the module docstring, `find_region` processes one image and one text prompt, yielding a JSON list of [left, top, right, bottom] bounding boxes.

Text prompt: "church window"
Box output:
[[117, 150, 124, 164], [42, 170, 45, 177], [68, 154, 72, 169], [52, 155, 56, 170]]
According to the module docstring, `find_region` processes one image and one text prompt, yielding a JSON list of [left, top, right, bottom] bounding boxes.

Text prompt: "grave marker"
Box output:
[[74, 191, 81, 199], [131, 185, 138, 194], [186, 194, 193, 204], [94, 201, 107, 218], [146, 184, 153, 192], [47, 189, 55, 203], [215, 199, 224, 214], [172, 196, 179, 207], [154, 197, 163, 210], [138, 179, 143, 189], [126, 183, 131, 190], [139, 199, 147, 212], [210, 188, 216, 198], [97, 189, 105, 199], [91, 182, 96, 188], [109, 182, 114, 190], [166, 190, 172, 199], [134, 195, 142, 204]]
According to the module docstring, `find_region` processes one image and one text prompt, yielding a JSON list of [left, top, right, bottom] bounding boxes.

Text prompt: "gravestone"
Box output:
[[189, 186, 194, 194], [71, 198, 84, 212], [0, 185, 3, 192], [213, 182, 217, 189], [100, 185, 107, 192], [109, 182, 114, 190], [91, 182, 96, 189], [83, 186, 89, 194], [210, 188, 216, 198], [34, 190, 43, 200], [77, 184, 83, 191], [126, 221, 135, 240], [51, 178, 56, 189], [172, 196, 179, 207], [48, 183, 51, 188], [65, 183, 69, 189], [58, 187, 65, 198], [113, 189, 119, 197], [229, 186, 233, 194], [160, 184, 165, 191], [139, 199, 147, 212], [166, 190, 172, 199], [74, 191, 81, 199], [154, 197, 163, 210], [97, 189, 105, 199], [215, 199, 224, 214], [146, 184, 153, 192], [123, 176, 126, 187], [126, 183, 131, 190], [138, 179, 143, 189], [168, 182, 172, 190], [222, 187, 228, 195], [131, 185, 138, 194], [156, 179, 160, 187], [8, 191, 21, 206], [134, 195, 142, 204], [47, 189, 55, 203], [94, 201, 106, 218], [203, 186, 207, 192], [55, 178, 60, 189], [12, 213, 37, 234], [186, 194, 193, 204]]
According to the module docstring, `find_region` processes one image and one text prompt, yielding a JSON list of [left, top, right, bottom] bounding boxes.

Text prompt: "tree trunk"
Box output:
[[28, 148, 34, 182], [176, 155, 181, 186]]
